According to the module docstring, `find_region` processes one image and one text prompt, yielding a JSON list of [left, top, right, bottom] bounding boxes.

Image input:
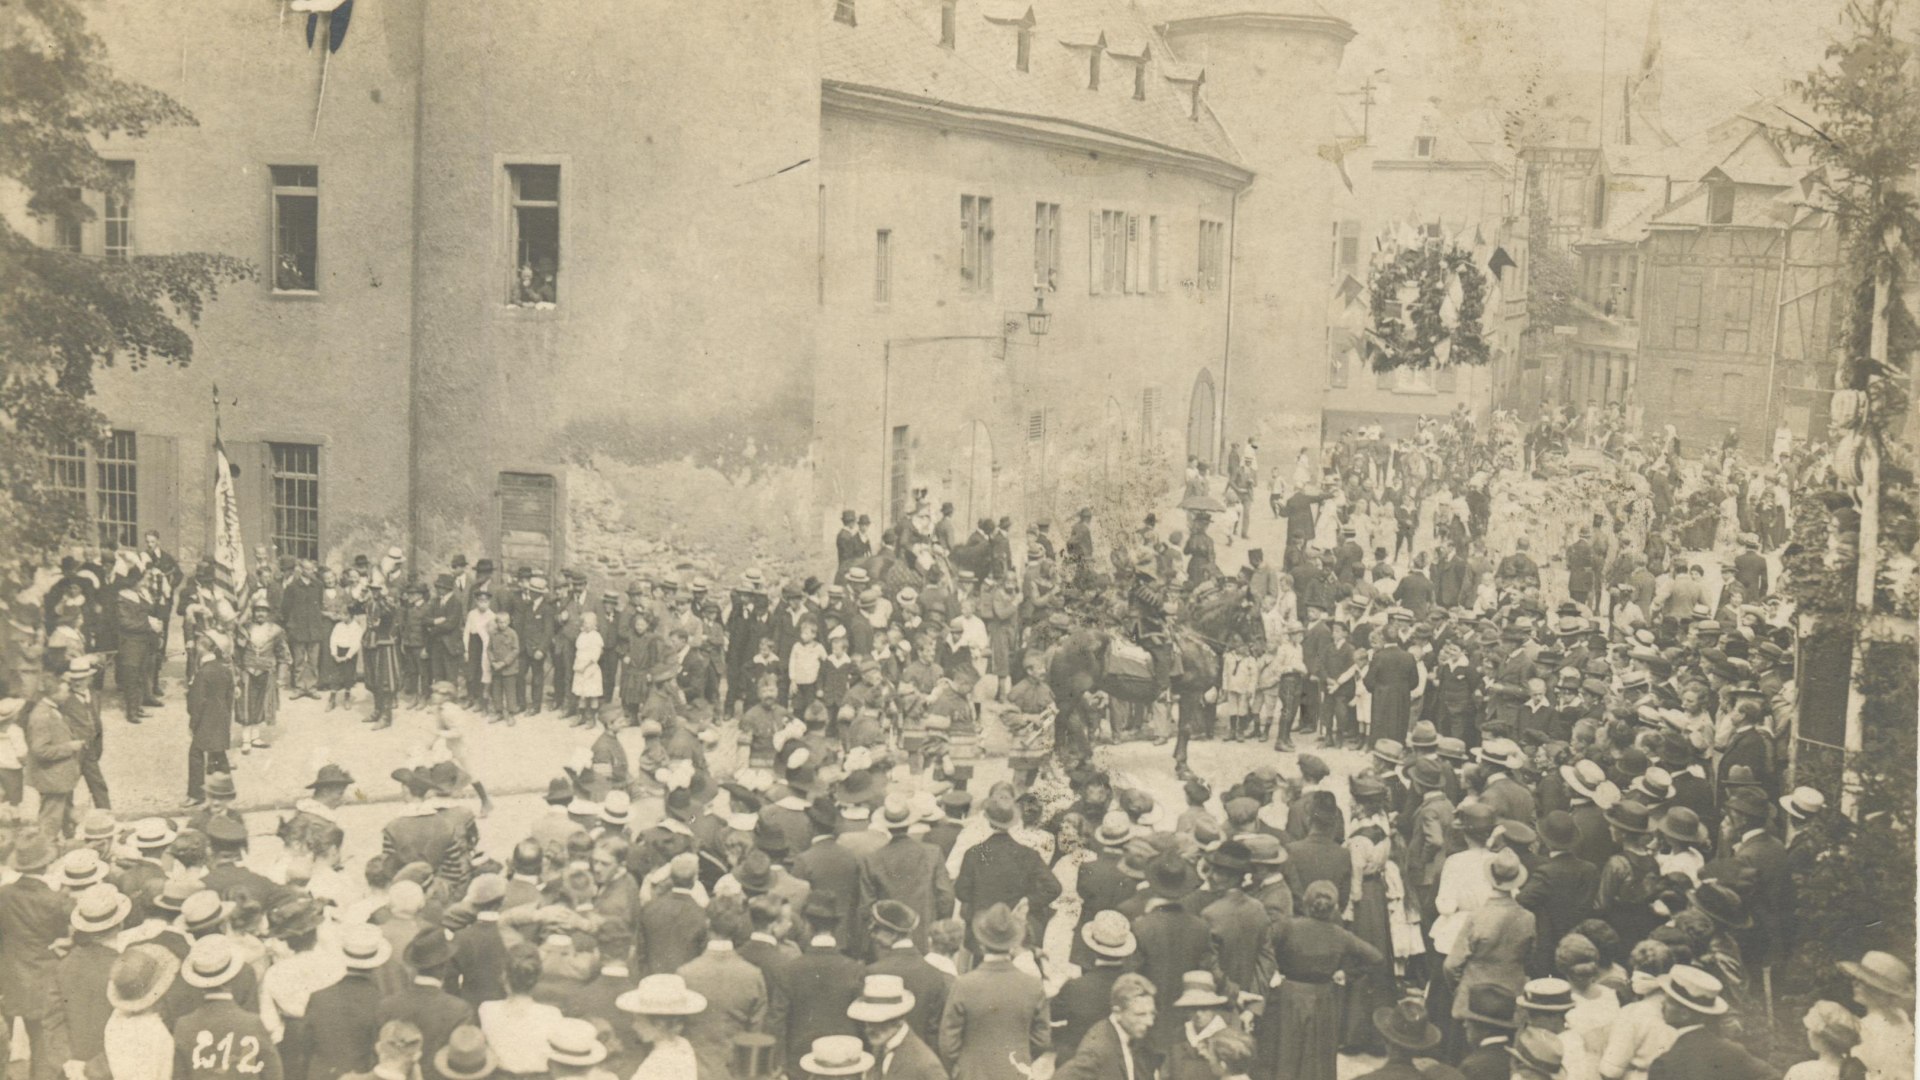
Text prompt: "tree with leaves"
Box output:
[[1773, 0, 1918, 1020], [0, 0, 252, 560]]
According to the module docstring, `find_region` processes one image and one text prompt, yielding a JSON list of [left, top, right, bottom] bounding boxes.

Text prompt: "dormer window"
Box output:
[[1089, 48, 1101, 89], [1164, 63, 1204, 120], [1134, 59, 1147, 100], [941, 0, 956, 48], [984, 5, 1037, 71], [1707, 180, 1734, 225], [1190, 82, 1201, 118], [1017, 25, 1031, 70], [1059, 30, 1105, 91], [1415, 136, 1435, 158], [834, 0, 855, 25]]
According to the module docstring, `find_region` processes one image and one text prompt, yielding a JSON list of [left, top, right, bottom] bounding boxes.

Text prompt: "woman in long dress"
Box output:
[[1259, 879, 1383, 1080], [1342, 782, 1400, 1056], [572, 612, 605, 721]]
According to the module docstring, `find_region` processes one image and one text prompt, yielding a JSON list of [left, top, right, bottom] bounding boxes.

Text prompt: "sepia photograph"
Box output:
[[0, 0, 1916, 1078]]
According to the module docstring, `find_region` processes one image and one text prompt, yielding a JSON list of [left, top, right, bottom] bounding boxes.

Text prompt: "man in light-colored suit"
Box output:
[[938, 904, 1049, 1080]]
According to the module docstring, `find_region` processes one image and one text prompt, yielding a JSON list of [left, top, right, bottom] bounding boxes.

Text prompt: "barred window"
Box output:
[[270, 442, 322, 561], [95, 431, 138, 548], [46, 439, 88, 504], [104, 161, 134, 260]]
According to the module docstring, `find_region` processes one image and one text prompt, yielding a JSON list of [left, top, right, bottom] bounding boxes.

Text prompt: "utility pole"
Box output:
[[1840, 262, 1888, 818], [1340, 69, 1385, 144]]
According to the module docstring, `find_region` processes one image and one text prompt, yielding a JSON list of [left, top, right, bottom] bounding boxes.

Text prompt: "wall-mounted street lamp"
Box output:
[[1027, 290, 1052, 337]]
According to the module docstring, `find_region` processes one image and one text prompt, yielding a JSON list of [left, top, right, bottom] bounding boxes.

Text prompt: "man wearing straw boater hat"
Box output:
[[301, 924, 393, 1080], [60, 882, 132, 1064], [1054, 909, 1140, 1062], [174, 935, 284, 1080], [848, 974, 942, 1080], [1645, 966, 1770, 1080]]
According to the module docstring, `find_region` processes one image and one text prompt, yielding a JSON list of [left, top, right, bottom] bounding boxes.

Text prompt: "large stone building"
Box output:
[[19, 0, 1355, 574]]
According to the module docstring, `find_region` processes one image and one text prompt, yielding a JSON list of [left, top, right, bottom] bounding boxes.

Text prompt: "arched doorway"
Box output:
[[962, 420, 994, 527], [1187, 370, 1217, 468]]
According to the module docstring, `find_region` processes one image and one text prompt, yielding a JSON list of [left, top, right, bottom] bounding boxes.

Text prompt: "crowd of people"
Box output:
[[0, 398, 1904, 1080]]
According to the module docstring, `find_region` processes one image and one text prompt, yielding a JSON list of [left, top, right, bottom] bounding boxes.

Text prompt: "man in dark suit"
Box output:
[[1659, 734, 1718, 844], [515, 577, 555, 715], [1130, 855, 1218, 1053], [866, 900, 952, 1047], [1199, 842, 1275, 1001], [954, 794, 1062, 952], [1054, 971, 1156, 1080], [1732, 536, 1769, 597], [112, 568, 159, 723], [186, 634, 235, 806], [447, 874, 511, 1006], [381, 771, 468, 890], [852, 971, 946, 1080], [1456, 984, 1519, 1080], [1069, 813, 1139, 970], [381, 929, 478, 1080], [1515, 812, 1598, 977], [1052, 911, 1138, 1063], [299, 925, 391, 1080], [1646, 966, 1773, 1080], [855, 796, 954, 954], [1722, 787, 1794, 969], [1559, 761, 1618, 869], [780, 893, 866, 1079], [791, 803, 863, 945], [635, 854, 710, 976], [0, 832, 74, 1080], [53, 885, 123, 1067], [1283, 795, 1353, 910], [739, 895, 797, 1053], [280, 559, 327, 698], [924, 791, 968, 859], [424, 575, 465, 694]]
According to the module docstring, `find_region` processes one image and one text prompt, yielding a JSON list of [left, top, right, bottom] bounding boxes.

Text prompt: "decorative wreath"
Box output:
[[1366, 241, 1490, 372]]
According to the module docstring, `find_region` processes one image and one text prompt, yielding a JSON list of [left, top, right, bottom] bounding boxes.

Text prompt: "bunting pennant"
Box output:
[[294, 0, 353, 51], [1336, 273, 1366, 309], [1489, 247, 1517, 277]]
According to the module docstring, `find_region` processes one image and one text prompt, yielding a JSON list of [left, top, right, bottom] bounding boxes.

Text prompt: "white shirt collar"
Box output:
[[750, 932, 778, 946]]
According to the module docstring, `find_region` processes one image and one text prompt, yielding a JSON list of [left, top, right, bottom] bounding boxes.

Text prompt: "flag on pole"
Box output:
[[211, 438, 247, 599]]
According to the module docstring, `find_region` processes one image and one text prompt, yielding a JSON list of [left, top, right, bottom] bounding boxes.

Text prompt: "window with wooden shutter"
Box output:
[[1089, 209, 1105, 295], [1125, 213, 1142, 293]]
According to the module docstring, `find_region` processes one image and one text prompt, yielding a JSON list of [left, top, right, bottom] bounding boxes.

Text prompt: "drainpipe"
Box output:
[[1218, 188, 1240, 467]]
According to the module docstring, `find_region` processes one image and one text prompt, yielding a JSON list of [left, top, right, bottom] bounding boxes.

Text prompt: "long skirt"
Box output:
[[1343, 875, 1397, 1053], [1259, 979, 1341, 1080], [318, 638, 359, 691]]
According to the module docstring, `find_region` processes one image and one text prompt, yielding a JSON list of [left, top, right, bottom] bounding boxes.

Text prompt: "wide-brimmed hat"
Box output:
[[1723, 786, 1770, 821], [801, 1036, 874, 1077], [1508, 1027, 1565, 1076], [1690, 881, 1752, 929], [545, 1019, 608, 1068], [1780, 786, 1828, 821], [1460, 984, 1519, 1029], [1630, 768, 1673, 804], [70, 883, 132, 934], [339, 924, 394, 971], [1242, 834, 1288, 867], [267, 895, 326, 939], [1081, 909, 1137, 958], [847, 974, 916, 1023], [176, 889, 234, 935], [435, 1026, 497, 1080], [971, 903, 1025, 953], [1374, 996, 1443, 1052], [1407, 720, 1440, 749], [1487, 849, 1528, 893], [1372, 738, 1407, 765], [1603, 799, 1652, 834], [1146, 854, 1199, 900], [57, 848, 111, 890], [1476, 738, 1526, 770], [405, 927, 457, 972], [616, 974, 709, 1016], [1519, 978, 1575, 1013], [181, 934, 246, 988], [107, 944, 179, 1013], [1659, 806, 1710, 847], [306, 764, 355, 791], [203, 773, 239, 801], [1559, 760, 1609, 801], [867, 898, 919, 937], [129, 817, 179, 849], [1093, 810, 1139, 848], [1659, 965, 1729, 1015], [1173, 971, 1229, 1009], [1406, 757, 1447, 790], [1838, 951, 1917, 1001]]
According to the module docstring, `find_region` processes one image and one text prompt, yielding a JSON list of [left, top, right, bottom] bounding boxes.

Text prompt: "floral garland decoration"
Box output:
[[1366, 240, 1490, 372]]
